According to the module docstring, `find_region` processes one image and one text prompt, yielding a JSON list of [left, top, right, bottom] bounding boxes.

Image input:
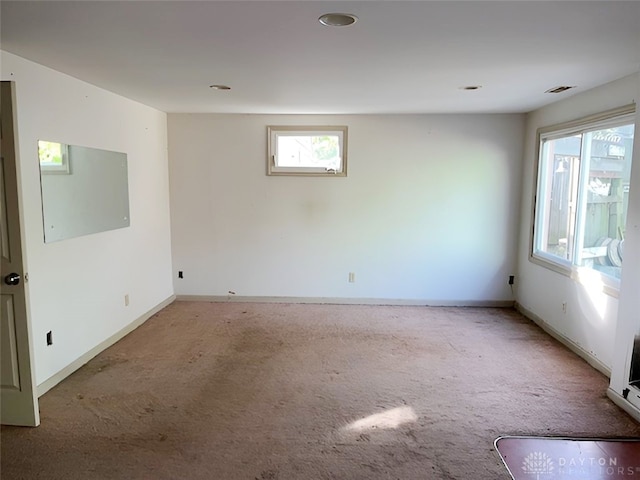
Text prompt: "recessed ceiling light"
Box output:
[[460, 85, 482, 91], [545, 85, 576, 94], [318, 13, 358, 27], [210, 84, 231, 90]]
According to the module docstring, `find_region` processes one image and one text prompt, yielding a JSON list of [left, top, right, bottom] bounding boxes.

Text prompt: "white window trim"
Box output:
[[267, 125, 348, 177], [529, 103, 636, 296]]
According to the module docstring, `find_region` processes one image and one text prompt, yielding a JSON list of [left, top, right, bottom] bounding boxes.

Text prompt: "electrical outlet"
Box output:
[[178, 271, 183, 279], [124, 294, 130, 306], [348, 272, 355, 283], [508, 275, 515, 285]]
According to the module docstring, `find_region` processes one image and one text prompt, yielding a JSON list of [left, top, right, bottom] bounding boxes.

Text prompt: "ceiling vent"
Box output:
[[545, 86, 576, 94]]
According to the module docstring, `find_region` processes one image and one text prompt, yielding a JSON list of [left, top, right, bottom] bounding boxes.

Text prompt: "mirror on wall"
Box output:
[[38, 140, 130, 243]]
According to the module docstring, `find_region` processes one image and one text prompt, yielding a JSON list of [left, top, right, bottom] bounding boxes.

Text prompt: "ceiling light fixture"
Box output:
[[460, 85, 482, 91], [210, 84, 231, 90], [318, 13, 358, 27], [545, 86, 575, 94]]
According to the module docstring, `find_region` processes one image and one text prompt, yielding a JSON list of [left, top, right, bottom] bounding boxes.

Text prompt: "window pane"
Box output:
[[536, 135, 581, 260], [277, 135, 341, 169], [576, 124, 634, 279], [38, 140, 63, 166]]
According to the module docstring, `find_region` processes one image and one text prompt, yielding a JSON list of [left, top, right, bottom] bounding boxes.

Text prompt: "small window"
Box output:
[[532, 105, 635, 285], [267, 126, 347, 176], [38, 140, 70, 174]]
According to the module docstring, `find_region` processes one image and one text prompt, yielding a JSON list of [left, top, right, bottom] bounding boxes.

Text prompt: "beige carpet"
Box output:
[[2, 302, 639, 479]]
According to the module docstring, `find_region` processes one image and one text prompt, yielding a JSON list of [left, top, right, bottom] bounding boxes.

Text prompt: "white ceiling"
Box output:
[[1, 1, 639, 114]]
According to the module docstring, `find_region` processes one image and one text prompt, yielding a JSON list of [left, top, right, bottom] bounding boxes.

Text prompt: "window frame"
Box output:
[[530, 104, 636, 295], [267, 125, 348, 177]]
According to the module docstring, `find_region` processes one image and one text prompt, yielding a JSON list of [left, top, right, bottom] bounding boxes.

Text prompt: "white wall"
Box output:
[[169, 113, 524, 304], [610, 74, 640, 402], [516, 74, 639, 372], [1, 51, 174, 386]]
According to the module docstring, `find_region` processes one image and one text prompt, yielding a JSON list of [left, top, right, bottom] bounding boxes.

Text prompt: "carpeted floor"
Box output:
[[2, 302, 639, 479]]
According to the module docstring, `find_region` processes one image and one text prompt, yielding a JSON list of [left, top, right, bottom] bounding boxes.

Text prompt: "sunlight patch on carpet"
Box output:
[[343, 406, 417, 432]]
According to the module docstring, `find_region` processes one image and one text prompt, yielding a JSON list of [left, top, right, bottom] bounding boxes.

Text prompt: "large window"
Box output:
[[267, 126, 347, 176], [532, 105, 635, 284]]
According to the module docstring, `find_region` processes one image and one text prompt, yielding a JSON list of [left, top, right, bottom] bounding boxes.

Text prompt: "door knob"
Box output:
[[4, 273, 20, 286]]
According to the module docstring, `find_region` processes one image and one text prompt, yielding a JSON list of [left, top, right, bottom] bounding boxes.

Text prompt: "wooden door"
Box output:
[[0, 81, 40, 426]]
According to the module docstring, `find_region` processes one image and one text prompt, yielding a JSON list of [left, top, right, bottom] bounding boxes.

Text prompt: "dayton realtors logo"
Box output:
[[520, 451, 640, 478], [522, 452, 554, 479], [556, 455, 640, 477]]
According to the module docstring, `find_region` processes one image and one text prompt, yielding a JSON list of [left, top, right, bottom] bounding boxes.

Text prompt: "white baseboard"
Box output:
[[607, 388, 640, 423], [515, 302, 611, 377], [175, 295, 515, 308], [37, 295, 176, 397]]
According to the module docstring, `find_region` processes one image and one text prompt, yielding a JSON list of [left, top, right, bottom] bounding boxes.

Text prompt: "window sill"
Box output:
[[268, 168, 347, 177], [529, 253, 620, 298]]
